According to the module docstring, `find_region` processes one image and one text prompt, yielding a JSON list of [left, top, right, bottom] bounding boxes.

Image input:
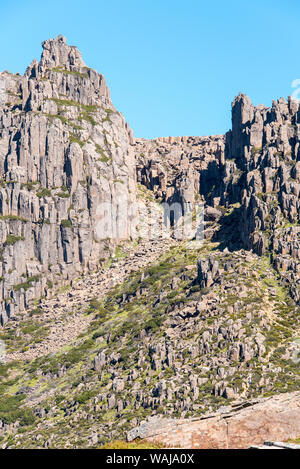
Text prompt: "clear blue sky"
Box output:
[[1, 0, 300, 138]]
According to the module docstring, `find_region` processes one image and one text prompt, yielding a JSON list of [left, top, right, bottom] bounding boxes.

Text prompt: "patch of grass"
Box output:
[[78, 111, 97, 126], [20, 181, 39, 191], [13, 276, 40, 292], [0, 394, 35, 426], [0, 215, 28, 222], [58, 284, 71, 294], [74, 390, 98, 405], [288, 436, 300, 444], [4, 234, 25, 246], [57, 191, 70, 198], [114, 246, 127, 259], [95, 144, 111, 162], [88, 298, 102, 311], [69, 134, 85, 148], [20, 320, 42, 335], [81, 104, 98, 112], [60, 219, 72, 228], [251, 146, 262, 156], [37, 188, 51, 198], [51, 67, 88, 79], [51, 98, 81, 108]]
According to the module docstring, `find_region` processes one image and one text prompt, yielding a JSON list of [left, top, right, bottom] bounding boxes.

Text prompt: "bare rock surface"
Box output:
[[128, 391, 300, 449], [0, 35, 136, 325]]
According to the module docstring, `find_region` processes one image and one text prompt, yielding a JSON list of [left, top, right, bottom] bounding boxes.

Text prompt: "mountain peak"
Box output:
[[39, 34, 86, 71]]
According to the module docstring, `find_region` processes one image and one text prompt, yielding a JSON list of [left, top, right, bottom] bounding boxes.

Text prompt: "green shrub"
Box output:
[[13, 276, 40, 292], [21, 320, 41, 334], [37, 188, 51, 198], [79, 111, 97, 126], [59, 339, 94, 369], [4, 234, 25, 246], [57, 192, 70, 198], [0, 394, 35, 426], [69, 134, 85, 147], [145, 317, 163, 332], [51, 98, 80, 108], [21, 181, 39, 191], [29, 307, 43, 316], [95, 144, 111, 162], [0, 214, 28, 222], [88, 298, 102, 311], [60, 219, 72, 228], [18, 408, 36, 426], [51, 67, 88, 79], [55, 395, 65, 405], [74, 390, 97, 405]]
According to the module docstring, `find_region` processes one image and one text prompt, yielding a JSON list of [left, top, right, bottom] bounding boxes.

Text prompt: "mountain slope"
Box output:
[[0, 36, 299, 449]]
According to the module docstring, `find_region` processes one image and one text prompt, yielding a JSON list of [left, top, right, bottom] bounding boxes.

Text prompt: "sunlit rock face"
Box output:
[[0, 35, 137, 324]]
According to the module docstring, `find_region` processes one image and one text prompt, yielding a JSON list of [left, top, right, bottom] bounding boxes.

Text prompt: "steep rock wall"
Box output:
[[0, 36, 137, 324], [134, 94, 300, 303]]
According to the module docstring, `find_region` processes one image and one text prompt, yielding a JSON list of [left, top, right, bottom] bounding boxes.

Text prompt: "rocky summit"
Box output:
[[0, 36, 299, 449]]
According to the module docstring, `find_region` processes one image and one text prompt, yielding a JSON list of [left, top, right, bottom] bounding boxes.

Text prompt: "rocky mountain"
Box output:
[[0, 35, 136, 326], [0, 36, 299, 449]]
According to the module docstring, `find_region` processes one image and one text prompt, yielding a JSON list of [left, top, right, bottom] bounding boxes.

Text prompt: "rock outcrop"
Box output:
[[0, 35, 137, 325], [135, 93, 300, 304], [127, 391, 300, 449]]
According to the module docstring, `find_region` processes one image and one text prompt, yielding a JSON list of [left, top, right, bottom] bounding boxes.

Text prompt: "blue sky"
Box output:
[[1, 0, 300, 138]]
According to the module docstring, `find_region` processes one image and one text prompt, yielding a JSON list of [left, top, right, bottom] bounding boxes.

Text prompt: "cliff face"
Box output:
[[0, 36, 136, 325], [135, 94, 300, 304], [232, 94, 300, 304], [1, 37, 298, 327]]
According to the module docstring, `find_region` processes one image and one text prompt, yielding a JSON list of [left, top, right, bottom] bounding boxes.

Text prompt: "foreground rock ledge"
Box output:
[[127, 391, 300, 449]]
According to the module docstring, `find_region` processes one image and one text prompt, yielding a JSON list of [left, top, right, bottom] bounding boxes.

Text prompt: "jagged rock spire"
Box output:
[[40, 35, 86, 70], [232, 93, 254, 126], [25, 35, 86, 78], [231, 93, 254, 159], [0, 35, 135, 325]]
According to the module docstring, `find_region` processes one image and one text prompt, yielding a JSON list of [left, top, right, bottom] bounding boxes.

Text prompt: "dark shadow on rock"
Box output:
[[211, 206, 244, 252]]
